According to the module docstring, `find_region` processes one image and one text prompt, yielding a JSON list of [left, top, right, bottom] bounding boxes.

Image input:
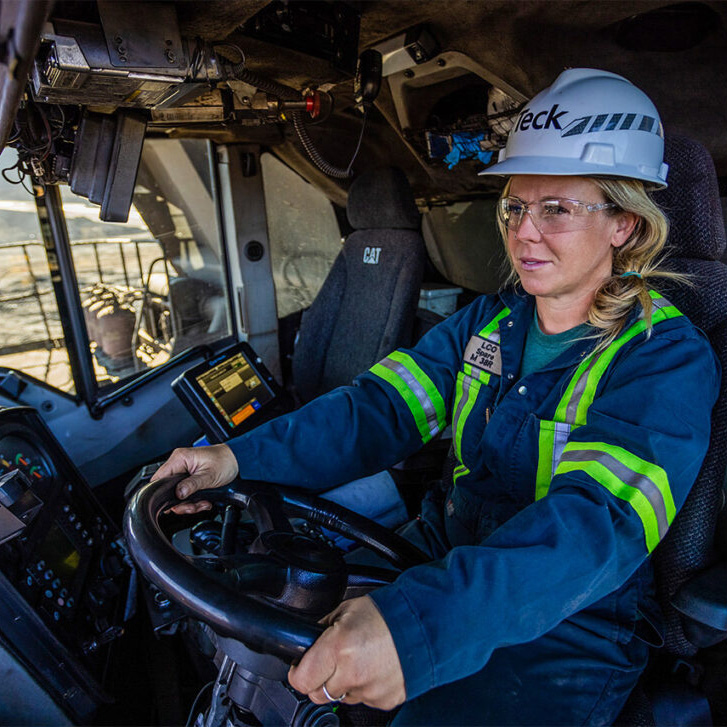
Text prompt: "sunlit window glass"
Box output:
[[65, 138, 232, 389], [0, 147, 74, 392]]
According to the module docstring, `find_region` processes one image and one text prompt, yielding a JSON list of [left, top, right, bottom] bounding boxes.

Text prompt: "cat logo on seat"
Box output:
[[363, 247, 381, 264]]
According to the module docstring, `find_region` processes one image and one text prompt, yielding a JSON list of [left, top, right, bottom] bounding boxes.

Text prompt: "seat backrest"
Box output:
[[651, 135, 727, 658], [292, 167, 426, 403]]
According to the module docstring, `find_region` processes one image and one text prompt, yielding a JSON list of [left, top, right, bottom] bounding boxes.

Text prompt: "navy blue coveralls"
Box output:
[[227, 288, 720, 725]]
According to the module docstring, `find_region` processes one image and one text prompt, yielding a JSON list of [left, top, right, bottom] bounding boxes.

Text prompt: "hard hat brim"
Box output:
[[478, 155, 668, 189]]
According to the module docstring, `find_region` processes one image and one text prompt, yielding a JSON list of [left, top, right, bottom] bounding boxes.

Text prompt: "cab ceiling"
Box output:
[[40, 1, 727, 203]]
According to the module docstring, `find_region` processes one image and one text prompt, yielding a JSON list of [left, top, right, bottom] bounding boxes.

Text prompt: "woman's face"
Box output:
[[506, 175, 635, 306]]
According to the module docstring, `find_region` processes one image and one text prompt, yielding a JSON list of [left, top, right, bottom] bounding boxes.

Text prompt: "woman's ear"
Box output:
[[611, 212, 639, 249]]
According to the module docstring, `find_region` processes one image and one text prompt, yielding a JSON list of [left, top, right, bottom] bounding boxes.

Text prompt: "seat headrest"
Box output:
[[347, 167, 420, 230], [653, 135, 726, 261]]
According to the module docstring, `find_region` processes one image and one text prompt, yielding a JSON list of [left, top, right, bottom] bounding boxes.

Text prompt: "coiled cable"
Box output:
[[228, 63, 360, 179]]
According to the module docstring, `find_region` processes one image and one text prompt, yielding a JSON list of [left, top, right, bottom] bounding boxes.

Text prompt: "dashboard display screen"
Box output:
[[195, 352, 274, 429], [37, 524, 81, 581], [172, 341, 283, 442]]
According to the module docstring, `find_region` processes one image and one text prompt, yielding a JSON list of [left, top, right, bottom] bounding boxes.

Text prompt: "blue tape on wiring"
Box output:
[[444, 132, 493, 169]]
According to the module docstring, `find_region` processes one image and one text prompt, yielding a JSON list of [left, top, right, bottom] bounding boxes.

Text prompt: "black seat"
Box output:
[[617, 135, 727, 724], [291, 167, 427, 403]]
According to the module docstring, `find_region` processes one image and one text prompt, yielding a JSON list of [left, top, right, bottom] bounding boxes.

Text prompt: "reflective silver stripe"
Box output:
[[639, 294, 671, 319], [487, 330, 501, 344], [551, 422, 572, 479], [559, 449, 669, 539], [453, 375, 473, 438], [565, 353, 602, 425], [379, 357, 441, 437]]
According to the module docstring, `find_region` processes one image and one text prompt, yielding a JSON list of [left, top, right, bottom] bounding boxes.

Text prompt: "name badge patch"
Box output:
[[464, 335, 502, 375]]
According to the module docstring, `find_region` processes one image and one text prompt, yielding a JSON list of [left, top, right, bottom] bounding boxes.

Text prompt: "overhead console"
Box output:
[[0, 406, 132, 722], [14, 0, 362, 217], [375, 42, 527, 179]]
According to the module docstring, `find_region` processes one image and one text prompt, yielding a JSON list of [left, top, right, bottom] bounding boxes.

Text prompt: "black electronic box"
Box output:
[[172, 342, 286, 443]]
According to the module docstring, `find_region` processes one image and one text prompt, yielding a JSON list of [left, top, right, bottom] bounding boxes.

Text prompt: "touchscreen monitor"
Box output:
[[172, 342, 285, 442]]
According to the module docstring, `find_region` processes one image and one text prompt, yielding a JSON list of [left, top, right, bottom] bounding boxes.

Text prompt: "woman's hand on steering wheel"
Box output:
[[152, 444, 239, 514], [288, 595, 406, 712]]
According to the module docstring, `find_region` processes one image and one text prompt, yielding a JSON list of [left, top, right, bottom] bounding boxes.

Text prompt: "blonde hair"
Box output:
[[497, 177, 684, 351]]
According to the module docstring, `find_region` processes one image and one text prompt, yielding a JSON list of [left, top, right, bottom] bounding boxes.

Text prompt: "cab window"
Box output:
[[0, 148, 74, 392], [261, 153, 342, 318], [64, 138, 233, 389]]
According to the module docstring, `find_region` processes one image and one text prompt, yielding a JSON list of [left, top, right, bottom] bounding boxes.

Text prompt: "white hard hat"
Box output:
[[479, 68, 669, 188]]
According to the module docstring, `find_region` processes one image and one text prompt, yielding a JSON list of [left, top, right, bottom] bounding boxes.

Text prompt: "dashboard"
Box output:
[[0, 433, 56, 492], [0, 406, 131, 722]]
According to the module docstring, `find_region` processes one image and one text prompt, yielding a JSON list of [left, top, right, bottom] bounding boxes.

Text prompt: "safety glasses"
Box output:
[[498, 196, 617, 234]]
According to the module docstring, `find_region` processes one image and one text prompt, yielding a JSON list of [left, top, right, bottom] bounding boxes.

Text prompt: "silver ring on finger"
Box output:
[[322, 682, 347, 702]]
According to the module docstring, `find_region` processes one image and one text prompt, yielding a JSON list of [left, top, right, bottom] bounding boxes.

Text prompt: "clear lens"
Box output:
[[499, 197, 614, 233]]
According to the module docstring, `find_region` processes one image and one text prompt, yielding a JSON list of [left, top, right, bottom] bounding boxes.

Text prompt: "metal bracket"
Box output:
[[203, 653, 236, 727], [97, 1, 185, 72]]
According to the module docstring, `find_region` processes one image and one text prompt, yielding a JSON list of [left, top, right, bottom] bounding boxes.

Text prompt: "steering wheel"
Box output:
[[123, 476, 428, 662]]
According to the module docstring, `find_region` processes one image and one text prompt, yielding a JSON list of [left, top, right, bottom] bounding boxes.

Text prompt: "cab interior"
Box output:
[[1, 1, 727, 725]]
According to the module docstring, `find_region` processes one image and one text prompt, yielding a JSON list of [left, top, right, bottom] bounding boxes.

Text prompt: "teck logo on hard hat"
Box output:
[[514, 104, 568, 132], [514, 105, 663, 139]]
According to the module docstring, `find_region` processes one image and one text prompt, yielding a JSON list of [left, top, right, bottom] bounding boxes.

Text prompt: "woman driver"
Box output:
[[155, 69, 720, 724]]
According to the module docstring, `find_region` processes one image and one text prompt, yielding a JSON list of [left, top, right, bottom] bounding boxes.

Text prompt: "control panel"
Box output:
[[0, 406, 131, 721]]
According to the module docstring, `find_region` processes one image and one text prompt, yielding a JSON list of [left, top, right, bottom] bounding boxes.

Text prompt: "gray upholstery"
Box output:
[[651, 136, 727, 658], [292, 167, 426, 403], [655, 135, 726, 261], [346, 167, 421, 230], [617, 137, 727, 723]]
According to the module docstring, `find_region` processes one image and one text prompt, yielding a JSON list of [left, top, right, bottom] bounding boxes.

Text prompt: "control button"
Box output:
[[44, 589, 53, 599], [56, 597, 65, 607], [26, 576, 33, 587], [44, 570, 54, 581], [36, 560, 45, 571], [517, 385, 528, 395], [82, 530, 88, 539], [53, 611, 60, 621], [62, 504, 70, 513], [66, 598, 74, 609], [86, 538, 94, 547], [59, 588, 68, 598], [52, 578, 61, 589], [68, 513, 76, 523], [75, 522, 82, 531]]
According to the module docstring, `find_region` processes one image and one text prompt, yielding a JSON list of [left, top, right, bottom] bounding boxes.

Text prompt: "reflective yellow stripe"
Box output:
[[453, 305, 510, 468], [535, 420, 571, 500], [556, 441, 675, 552], [537, 293, 683, 499], [554, 292, 683, 427], [463, 362, 490, 383], [453, 463, 469, 485], [453, 373, 480, 461], [478, 307, 510, 339], [371, 351, 446, 444]]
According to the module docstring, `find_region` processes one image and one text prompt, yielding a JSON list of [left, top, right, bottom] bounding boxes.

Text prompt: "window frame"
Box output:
[[29, 139, 239, 412]]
